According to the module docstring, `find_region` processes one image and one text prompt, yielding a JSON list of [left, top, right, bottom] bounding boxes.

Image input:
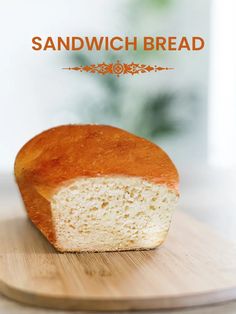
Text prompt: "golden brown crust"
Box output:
[[15, 124, 179, 189], [16, 179, 55, 244], [14, 124, 179, 248]]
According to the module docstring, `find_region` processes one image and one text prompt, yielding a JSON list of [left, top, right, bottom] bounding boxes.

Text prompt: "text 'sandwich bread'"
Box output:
[[14, 125, 179, 252]]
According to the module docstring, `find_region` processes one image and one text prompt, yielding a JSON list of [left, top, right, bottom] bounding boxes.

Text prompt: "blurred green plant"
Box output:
[[69, 52, 123, 120], [66, 51, 194, 140], [134, 93, 178, 138], [63, 0, 195, 141], [134, 0, 173, 10]]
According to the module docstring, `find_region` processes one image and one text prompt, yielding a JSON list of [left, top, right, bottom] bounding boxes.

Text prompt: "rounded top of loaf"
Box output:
[[15, 124, 179, 191]]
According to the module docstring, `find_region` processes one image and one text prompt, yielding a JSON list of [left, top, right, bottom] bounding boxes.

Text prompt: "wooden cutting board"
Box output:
[[0, 204, 236, 311]]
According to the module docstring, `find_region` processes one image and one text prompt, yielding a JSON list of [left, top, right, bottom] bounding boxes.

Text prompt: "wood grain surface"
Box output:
[[0, 204, 236, 311]]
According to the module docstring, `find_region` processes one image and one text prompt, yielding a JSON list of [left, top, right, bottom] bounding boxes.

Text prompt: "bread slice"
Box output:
[[14, 124, 179, 252]]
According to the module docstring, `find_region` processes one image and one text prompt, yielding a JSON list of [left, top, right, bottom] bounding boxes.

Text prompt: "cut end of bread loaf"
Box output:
[[51, 177, 178, 252]]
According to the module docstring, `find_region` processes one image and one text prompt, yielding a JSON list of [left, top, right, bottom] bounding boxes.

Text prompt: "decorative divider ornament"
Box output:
[[62, 61, 174, 77]]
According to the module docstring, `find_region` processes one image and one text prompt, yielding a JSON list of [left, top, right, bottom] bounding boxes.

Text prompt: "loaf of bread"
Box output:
[[14, 124, 179, 252]]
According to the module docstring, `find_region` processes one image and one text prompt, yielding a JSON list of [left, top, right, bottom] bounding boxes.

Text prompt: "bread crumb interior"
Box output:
[[51, 177, 178, 252]]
